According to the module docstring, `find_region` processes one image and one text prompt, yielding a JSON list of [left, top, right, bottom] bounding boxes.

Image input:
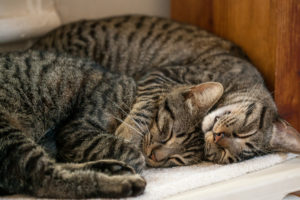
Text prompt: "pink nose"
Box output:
[[214, 132, 225, 143], [150, 152, 157, 162]]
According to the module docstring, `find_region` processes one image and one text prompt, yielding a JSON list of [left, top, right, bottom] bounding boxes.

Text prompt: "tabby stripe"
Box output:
[[147, 33, 174, 64], [133, 112, 149, 121], [144, 32, 164, 57], [83, 137, 102, 159], [138, 85, 166, 93], [245, 142, 255, 149], [128, 31, 136, 44], [174, 35, 184, 43], [66, 132, 93, 148], [181, 134, 192, 145], [162, 22, 171, 30], [3, 56, 11, 69], [140, 30, 153, 48], [259, 106, 267, 129], [77, 28, 89, 44], [89, 150, 100, 161], [1, 134, 24, 143], [138, 95, 160, 101], [116, 142, 126, 155], [135, 16, 146, 29], [232, 131, 255, 138], [139, 104, 153, 112], [243, 103, 255, 125], [137, 91, 159, 97], [25, 151, 44, 174], [24, 57, 32, 79], [107, 137, 117, 156], [86, 118, 105, 132], [172, 157, 185, 165], [220, 149, 227, 162], [0, 141, 26, 163], [0, 128, 21, 139], [138, 77, 169, 86], [138, 18, 163, 64], [66, 30, 73, 47]]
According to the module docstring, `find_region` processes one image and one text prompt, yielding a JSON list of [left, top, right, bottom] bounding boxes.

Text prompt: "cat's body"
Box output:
[[1, 15, 300, 198], [32, 15, 246, 145], [33, 15, 300, 166], [0, 50, 223, 197], [0, 50, 147, 198]]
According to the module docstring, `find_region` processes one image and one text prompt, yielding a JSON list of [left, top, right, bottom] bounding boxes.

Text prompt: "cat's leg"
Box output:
[[0, 123, 145, 198], [55, 120, 145, 173], [115, 70, 171, 146], [59, 159, 135, 175], [115, 64, 216, 146]]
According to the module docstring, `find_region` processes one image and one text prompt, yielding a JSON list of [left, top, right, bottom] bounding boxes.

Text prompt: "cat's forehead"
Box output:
[[202, 104, 241, 132]]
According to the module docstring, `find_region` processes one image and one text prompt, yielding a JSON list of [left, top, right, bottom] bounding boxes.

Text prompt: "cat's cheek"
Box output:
[[204, 131, 214, 144]]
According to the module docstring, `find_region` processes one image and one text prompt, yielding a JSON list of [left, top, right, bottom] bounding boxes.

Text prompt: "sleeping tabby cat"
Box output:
[[33, 15, 300, 165], [0, 50, 224, 198]]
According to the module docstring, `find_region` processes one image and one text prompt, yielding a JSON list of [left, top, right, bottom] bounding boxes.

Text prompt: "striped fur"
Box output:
[[2, 15, 300, 198], [0, 51, 146, 198], [32, 16, 298, 170]]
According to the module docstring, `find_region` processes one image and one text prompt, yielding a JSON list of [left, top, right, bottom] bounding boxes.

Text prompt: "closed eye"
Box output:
[[161, 130, 173, 144], [176, 133, 185, 138], [164, 99, 175, 120], [170, 156, 185, 165]]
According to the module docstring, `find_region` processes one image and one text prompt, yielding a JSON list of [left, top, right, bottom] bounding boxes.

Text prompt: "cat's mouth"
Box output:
[[142, 139, 186, 167]]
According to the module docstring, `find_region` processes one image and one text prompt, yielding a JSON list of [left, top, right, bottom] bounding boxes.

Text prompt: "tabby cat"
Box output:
[[0, 50, 224, 198], [33, 15, 300, 165]]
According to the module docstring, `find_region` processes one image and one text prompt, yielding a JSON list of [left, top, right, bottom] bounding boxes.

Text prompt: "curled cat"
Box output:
[[0, 50, 224, 198], [32, 15, 300, 166], [0, 50, 146, 198]]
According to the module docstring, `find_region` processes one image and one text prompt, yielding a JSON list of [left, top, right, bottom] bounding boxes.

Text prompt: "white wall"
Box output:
[[55, 0, 170, 24], [0, 0, 170, 51], [0, 0, 61, 44]]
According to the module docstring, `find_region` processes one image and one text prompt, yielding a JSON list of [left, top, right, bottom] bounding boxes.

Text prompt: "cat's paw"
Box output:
[[113, 174, 146, 197], [83, 159, 136, 175], [36, 166, 146, 198]]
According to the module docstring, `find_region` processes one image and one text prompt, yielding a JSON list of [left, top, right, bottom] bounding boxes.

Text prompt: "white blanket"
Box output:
[[134, 153, 297, 200]]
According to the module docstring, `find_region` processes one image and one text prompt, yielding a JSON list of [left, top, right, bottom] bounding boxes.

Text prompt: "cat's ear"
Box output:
[[269, 118, 300, 153], [183, 82, 224, 114]]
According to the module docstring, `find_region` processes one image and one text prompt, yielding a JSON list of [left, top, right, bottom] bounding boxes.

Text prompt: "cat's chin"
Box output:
[[144, 157, 167, 168]]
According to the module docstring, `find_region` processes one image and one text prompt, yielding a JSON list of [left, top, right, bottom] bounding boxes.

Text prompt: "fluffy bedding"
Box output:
[[135, 153, 297, 200]]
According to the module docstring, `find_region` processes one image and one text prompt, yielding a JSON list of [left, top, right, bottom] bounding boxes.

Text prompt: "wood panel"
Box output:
[[171, 0, 300, 131], [274, 0, 300, 131], [171, 0, 276, 90]]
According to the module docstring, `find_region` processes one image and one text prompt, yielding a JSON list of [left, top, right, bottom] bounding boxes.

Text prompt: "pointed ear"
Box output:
[[269, 119, 300, 153], [183, 82, 224, 114]]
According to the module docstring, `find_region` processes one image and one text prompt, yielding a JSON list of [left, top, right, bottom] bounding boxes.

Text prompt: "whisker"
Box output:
[[102, 93, 147, 134], [108, 114, 144, 137]]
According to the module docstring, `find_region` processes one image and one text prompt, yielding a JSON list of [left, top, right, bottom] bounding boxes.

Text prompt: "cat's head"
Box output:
[[142, 82, 224, 167], [202, 87, 300, 164]]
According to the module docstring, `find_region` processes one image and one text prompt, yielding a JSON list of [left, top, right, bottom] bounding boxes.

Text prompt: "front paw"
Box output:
[[113, 174, 146, 197], [83, 160, 136, 175], [37, 166, 146, 198]]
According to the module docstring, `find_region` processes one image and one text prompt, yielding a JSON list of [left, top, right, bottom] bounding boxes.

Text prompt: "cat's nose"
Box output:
[[213, 124, 232, 138], [149, 148, 172, 162], [213, 132, 225, 143], [149, 151, 157, 162]]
